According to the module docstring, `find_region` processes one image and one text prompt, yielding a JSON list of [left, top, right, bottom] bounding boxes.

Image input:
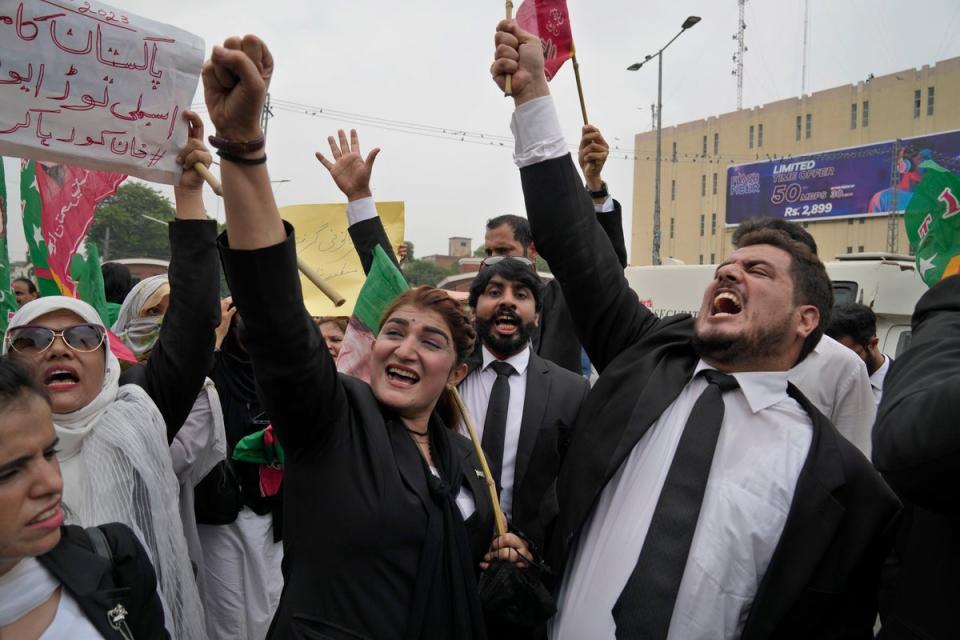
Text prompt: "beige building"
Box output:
[[631, 56, 960, 265]]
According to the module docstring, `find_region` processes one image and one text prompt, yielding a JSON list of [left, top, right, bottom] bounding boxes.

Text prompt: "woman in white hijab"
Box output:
[[3, 297, 206, 640], [113, 274, 227, 603]]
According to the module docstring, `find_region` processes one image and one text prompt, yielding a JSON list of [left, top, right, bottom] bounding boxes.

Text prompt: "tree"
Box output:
[[403, 241, 415, 261], [88, 183, 176, 261], [402, 260, 456, 287]]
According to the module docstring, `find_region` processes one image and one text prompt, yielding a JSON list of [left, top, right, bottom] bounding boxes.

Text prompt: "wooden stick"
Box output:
[[193, 162, 222, 196], [296, 256, 347, 307], [572, 53, 589, 125], [504, 0, 514, 97], [451, 387, 508, 536]]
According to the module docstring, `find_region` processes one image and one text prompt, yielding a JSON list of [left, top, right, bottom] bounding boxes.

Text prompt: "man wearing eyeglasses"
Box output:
[[483, 125, 627, 377]]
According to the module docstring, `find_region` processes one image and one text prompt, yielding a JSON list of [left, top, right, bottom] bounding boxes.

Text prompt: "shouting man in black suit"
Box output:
[[491, 19, 900, 640], [460, 257, 589, 550]]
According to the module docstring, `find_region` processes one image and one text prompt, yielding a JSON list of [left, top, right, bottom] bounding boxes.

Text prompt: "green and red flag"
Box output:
[[335, 245, 409, 382], [0, 160, 18, 332], [20, 160, 59, 297], [905, 160, 960, 286]]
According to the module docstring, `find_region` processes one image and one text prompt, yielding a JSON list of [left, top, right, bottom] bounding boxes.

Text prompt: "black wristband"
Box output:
[[216, 150, 267, 166], [588, 181, 609, 199]]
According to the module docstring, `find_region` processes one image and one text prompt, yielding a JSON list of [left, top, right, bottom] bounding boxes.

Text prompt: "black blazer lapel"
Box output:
[[515, 352, 551, 492], [741, 384, 847, 639], [386, 418, 433, 513]]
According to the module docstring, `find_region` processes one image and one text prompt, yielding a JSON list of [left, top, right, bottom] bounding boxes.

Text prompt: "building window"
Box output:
[[712, 173, 718, 195], [758, 123, 764, 147], [846, 246, 853, 254], [671, 179, 676, 200], [701, 175, 706, 196], [859, 218, 865, 225], [850, 103, 857, 129], [713, 132, 719, 155], [702, 135, 707, 156], [848, 219, 854, 225], [748, 125, 754, 148], [795, 115, 802, 141], [672, 141, 677, 161], [805, 113, 812, 139], [928, 86, 935, 116], [710, 253, 715, 263], [862, 100, 869, 127], [711, 213, 717, 235], [858, 245, 865, 253], [699, 254, 704, 265], [700, 214, 705, 237], [914, 89, 921, 118], [670, 218, 675, 239]]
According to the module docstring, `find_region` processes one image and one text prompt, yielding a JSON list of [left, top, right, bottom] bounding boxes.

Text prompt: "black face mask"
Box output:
[[475, 307, 536, 358]]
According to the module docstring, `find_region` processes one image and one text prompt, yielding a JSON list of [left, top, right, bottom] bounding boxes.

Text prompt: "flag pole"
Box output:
[[451, 387, 508, 537], [193, 162, 222, 196], [571, 52, 588, 125], [504, 0, 514, 97], [297, 256, 347, 307]]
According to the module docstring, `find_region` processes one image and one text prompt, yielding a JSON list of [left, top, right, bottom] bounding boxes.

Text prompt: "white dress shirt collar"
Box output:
[[693, 360, 791, 414], [481, 343, 531, 377]]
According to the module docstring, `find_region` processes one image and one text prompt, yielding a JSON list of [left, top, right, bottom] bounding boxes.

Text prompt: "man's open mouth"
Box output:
[[711, 291, 743, 317]]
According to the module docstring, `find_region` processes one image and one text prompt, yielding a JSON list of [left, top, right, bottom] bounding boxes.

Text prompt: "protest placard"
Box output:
[[0, 0, 204, 184], [281, 202, 405, 317]]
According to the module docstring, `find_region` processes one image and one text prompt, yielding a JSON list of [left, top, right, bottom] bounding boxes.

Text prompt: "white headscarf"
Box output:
[[3, 296, 206, 640]]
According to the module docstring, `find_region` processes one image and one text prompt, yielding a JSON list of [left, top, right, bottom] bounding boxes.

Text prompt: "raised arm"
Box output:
[[491, 21, 657, 371], [134, 111, 220, 443], [580, 125, 627, 268], [315, 129, 399, 274], [873, 275, 960, 512], [203, 35, 349, 455]]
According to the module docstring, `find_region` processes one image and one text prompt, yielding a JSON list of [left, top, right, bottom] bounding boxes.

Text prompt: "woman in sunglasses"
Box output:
[[0, 112, 219, 640], [0, 358, 169, 639]]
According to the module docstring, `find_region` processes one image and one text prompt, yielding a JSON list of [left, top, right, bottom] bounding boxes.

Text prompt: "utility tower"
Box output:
[[801, 0, 810, 95], [732, 0, 747, 110]]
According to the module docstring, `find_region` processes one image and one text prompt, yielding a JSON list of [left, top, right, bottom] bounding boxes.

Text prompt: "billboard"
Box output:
[[726, 129, 960, 225]]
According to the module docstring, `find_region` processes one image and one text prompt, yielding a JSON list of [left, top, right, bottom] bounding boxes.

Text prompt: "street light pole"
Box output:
[[654, 52, 663, 266], [628, 16, 701, 265]]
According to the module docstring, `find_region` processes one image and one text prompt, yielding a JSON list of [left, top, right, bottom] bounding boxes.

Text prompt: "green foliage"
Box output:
[[535, 256, 551, 273], [473, 245, 487, 258], [403, 241, 415, 261], [402, 260, 457, 287], [89, 183, 175, 261]]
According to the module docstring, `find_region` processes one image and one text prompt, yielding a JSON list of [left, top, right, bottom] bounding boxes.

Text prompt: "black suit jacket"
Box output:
[[872, 275, 960, 639], [521, 154, 901, 638], [39, 524, 168, 639], [534, 199, 626, 375], [220, 226, 493, 640], [119, 219, 220, 443], [463, 348, 589, 548]]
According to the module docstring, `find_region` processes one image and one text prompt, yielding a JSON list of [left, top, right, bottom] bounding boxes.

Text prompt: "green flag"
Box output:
[[905, 160, 960, 286], [71, 240, 110, 324], [20, 161, 60, 297], [336, 245, 410, 380], [0, 161, 18, 332]]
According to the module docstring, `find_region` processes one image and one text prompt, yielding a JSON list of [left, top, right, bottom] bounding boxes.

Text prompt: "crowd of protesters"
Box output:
[[0, 20, 955, 640]]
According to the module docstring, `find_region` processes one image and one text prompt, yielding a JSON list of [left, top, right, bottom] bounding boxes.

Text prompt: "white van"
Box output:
[[623, 253, 928, 358]]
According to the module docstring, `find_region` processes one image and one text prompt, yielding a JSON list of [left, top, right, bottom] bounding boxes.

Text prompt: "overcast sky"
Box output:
[[3, 0, 959, 263]]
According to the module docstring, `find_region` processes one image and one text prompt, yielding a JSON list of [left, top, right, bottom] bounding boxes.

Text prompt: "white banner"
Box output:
[[0, 0, 204, 184]]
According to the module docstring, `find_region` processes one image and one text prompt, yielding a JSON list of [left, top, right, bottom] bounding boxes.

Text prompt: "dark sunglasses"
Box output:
[[6, 324, 107, 354], [480, 256, 536, 270]]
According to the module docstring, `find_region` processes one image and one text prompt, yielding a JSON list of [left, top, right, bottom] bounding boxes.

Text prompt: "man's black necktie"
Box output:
[[481, 360, 516, 495], [612, 369, 740, 639]]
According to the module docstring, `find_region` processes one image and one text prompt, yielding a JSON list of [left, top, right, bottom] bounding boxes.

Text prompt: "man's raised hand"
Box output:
[[315, 129, 381, 202], [491, 20, 550, 106], [201, 35, 273, 142], [175, 111, 212, 191], [579, 125, 610, 192]]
